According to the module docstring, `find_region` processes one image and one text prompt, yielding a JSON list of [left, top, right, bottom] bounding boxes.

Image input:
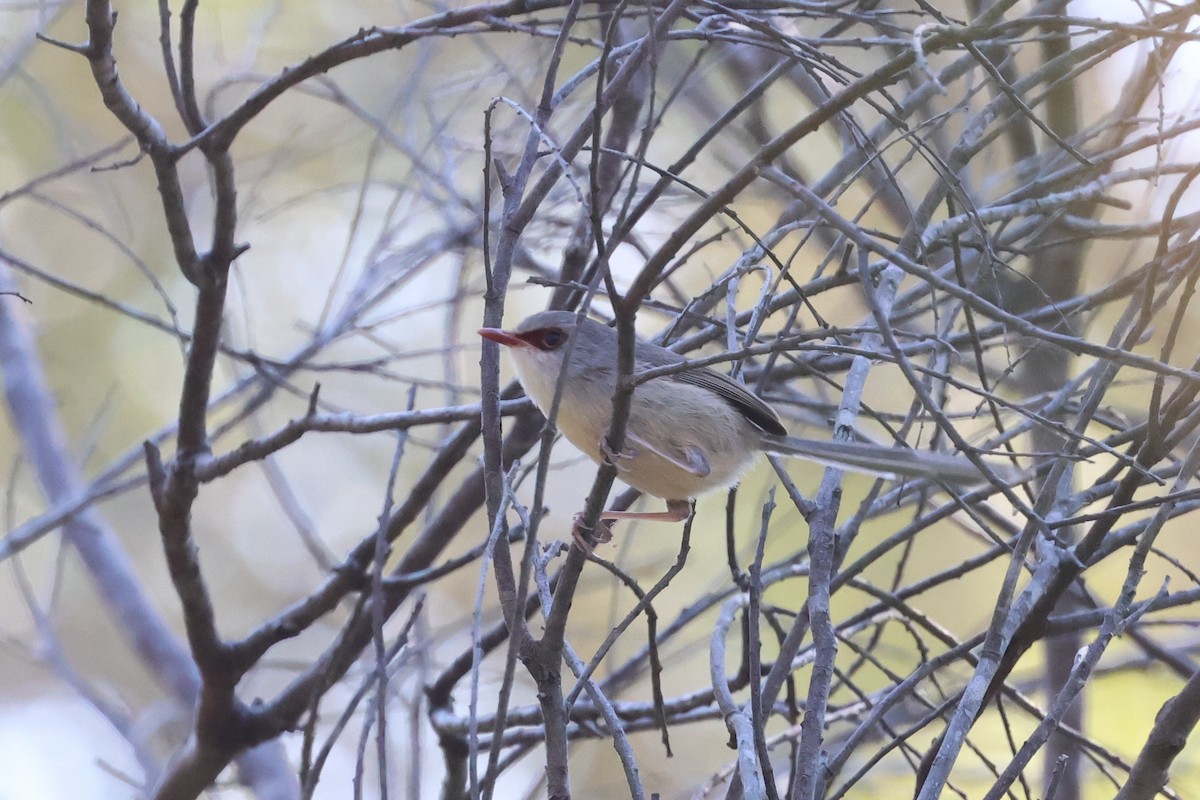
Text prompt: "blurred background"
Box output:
[[2, 0, 1200, 798]]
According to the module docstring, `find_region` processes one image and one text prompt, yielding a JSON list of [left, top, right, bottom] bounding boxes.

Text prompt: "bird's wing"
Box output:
[[669, 367, 787, 436]]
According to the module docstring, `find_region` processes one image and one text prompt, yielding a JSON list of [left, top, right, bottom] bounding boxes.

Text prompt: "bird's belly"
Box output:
[[559, 382, 762, 502], [617, 443, 760, 501], [513, 354, 763, 501]]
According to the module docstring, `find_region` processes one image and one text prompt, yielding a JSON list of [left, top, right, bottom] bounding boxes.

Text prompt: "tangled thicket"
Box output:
[[2, 2, 1200, 799]]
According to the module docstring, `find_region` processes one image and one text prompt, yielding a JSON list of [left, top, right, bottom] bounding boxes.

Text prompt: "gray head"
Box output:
[[514, 310, 688, 371]]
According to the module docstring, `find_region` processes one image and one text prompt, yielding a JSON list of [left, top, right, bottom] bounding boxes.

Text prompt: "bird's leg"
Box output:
[[571, 499, 693, 550], [597, 499, 693, 522]]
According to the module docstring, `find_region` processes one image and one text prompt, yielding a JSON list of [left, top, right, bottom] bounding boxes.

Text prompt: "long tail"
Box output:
[[759, 435, 1006, 486]]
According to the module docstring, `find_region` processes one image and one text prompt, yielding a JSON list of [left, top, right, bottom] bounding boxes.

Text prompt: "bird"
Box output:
[[479, 309, 995, 529]]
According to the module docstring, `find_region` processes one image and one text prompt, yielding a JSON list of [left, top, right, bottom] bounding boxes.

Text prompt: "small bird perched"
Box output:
[[480, 310, 993, 526]]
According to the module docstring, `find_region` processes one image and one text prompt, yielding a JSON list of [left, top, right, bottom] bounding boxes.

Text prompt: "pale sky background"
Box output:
[[1, 1, 1199, 798]]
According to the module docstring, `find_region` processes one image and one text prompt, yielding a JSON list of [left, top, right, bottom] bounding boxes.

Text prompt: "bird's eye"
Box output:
[[539, 328, 565, 349]]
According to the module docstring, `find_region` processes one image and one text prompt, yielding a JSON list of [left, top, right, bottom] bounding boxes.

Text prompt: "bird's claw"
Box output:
[[572, 512, 614, 551], [599, 434, 636, 472]]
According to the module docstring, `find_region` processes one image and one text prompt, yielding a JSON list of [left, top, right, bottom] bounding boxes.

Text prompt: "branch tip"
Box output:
[[143, 441, 167, 503], [306, 383, 322, 416], [34, 32, 89, 55]]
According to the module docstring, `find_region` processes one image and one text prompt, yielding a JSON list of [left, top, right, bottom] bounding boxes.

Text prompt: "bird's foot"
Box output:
[[572, 512, 614, 552], [598, 431, 636, 472], [664, 498, 693, 522]]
